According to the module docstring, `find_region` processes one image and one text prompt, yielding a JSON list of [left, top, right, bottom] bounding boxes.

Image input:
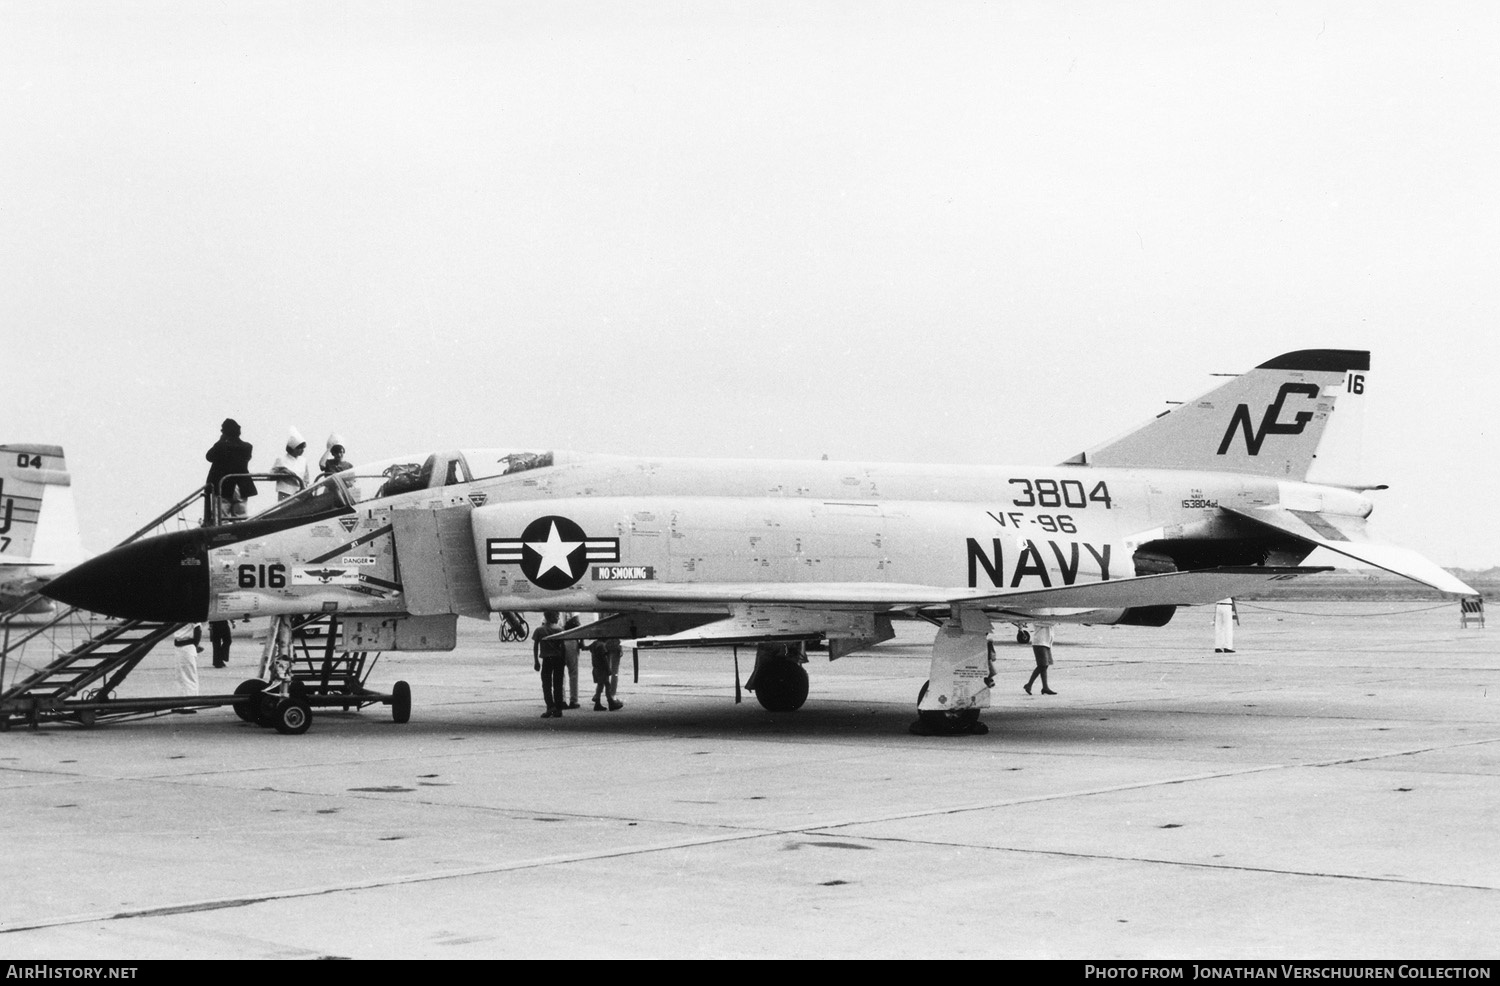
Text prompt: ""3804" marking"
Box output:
[[1009, 478, 1113, 510]]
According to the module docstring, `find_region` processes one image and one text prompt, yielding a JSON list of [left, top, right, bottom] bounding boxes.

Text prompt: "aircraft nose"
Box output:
[[43, 529, 210, 622]]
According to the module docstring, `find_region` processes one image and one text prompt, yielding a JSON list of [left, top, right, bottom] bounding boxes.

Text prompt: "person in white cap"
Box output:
[[270, 427, 311, 500], [319, 433, 352, 479]]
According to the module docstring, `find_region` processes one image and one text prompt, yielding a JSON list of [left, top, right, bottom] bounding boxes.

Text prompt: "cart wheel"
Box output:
[[391, 680, 412, 724], [273, 698, 313, 735], [76, 709, 97, 728], [234, 679, 265, 723]]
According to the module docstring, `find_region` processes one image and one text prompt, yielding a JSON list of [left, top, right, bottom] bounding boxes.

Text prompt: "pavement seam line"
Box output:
[[798, 735, 1500, 829], [830, 835, 1500, 893], [0, 829, 780, 936]]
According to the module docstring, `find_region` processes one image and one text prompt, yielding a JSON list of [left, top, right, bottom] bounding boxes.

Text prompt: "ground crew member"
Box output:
[[562, 613, 582, 709], [590, 636, 624, 711], [532, 611, 566, 718], [209, 620, 232, 668], [174, 622, 202, 704], [1023, 624, 1057, 695], [1214, 598, 1238, 653]]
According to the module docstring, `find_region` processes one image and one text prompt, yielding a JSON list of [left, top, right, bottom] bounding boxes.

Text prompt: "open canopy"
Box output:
[[254, 448, 556, 523]]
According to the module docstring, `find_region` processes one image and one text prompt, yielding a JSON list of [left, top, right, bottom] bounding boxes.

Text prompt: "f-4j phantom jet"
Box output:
[[44, 350, 1476, 732]]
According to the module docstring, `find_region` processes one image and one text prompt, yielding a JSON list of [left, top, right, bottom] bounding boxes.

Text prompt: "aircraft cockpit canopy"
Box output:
[[254, 448, 556, 523], [457, 449, 555, 483]]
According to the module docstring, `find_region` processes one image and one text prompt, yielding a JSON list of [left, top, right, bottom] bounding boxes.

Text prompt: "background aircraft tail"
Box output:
[[0, 444, 85, 572], [1065, 349, 1371, 484]]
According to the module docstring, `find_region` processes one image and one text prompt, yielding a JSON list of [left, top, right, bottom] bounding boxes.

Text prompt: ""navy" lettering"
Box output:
[[966, 539, 1113, 588]]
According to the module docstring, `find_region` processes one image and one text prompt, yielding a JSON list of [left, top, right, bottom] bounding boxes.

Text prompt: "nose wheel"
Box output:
[[271, 697, 313, 735]]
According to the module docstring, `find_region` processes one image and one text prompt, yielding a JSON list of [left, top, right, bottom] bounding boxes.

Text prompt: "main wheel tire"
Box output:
[[390, 680, 412, 724], [909, 708, 985, 736], [753, 660, 809, 712], [911, 682, 985, 735], [272, 698, 313, 735], [1017, 629, 1031, 644], [234, 679, 265, 723]]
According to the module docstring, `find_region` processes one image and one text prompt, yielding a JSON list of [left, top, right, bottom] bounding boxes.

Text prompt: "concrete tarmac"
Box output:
[[0, 601, 1495, 959]]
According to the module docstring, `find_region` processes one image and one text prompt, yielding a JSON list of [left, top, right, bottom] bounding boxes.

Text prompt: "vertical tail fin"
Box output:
[[1064, 349, 1371, 483], [0, 444, 84, 567]]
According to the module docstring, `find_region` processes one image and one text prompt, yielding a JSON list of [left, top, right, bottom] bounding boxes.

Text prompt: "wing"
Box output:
[[1220, 505, 1477, 597], [948, 565, 1329, 612], [586, 566, 1330, 645]]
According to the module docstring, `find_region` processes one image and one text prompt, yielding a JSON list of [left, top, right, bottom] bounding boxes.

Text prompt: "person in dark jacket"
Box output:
[[209, 619, 232, 668], [205, 418, 257, 523], [532, 610, 566, 719]]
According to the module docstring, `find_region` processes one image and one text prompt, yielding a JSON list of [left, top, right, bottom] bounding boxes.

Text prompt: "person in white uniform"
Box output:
[[270, 427, 311, 500], [1214, 599, 1238, 653], [174, 623, 202, 705]]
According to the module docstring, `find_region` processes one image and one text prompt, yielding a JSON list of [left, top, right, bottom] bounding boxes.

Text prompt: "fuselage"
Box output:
[[43, 448, 1372, 624]]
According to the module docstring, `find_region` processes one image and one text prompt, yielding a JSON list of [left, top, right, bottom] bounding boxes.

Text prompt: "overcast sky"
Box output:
[[3, 1, 1495, 568]]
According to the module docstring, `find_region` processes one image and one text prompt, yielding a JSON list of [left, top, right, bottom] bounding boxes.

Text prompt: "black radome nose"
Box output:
[[43, 529, 209, 622]]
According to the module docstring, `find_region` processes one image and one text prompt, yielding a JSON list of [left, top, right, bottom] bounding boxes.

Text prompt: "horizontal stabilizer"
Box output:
[[951, 566, 1331, 612], [1222, 505, 1478, 597]]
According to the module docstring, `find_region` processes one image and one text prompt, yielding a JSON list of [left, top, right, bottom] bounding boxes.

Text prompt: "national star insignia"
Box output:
[[527, 520, 584, 578]]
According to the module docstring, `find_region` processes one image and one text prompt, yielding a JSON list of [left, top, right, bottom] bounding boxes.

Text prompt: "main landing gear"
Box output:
[[746, 642, 810, 712], [909, 681, 988, 736], [909, 616, 995, 737]]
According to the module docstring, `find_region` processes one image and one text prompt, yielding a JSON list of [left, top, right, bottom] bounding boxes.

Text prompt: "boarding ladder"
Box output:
[[0, 474, 275, 728], [0, 614, 181, 727]]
